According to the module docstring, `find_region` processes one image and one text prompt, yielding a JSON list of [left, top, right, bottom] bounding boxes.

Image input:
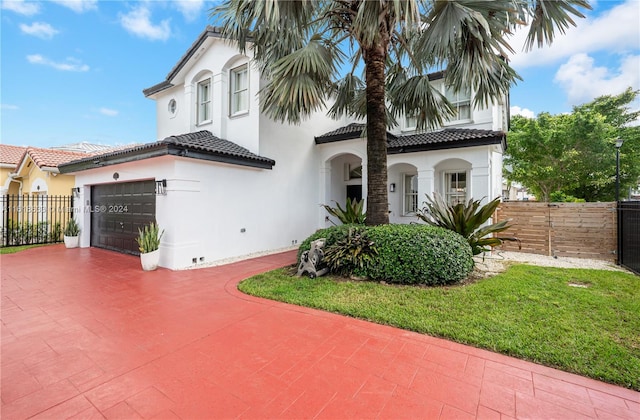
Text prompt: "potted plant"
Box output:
[[63, 218, 80, 248], [136, 222, 164, 271]]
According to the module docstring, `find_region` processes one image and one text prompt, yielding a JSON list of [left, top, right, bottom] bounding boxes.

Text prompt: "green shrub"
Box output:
[[323, 227, 378, 275], [298, 224, 474, 286], [364, 225, 474, 285]]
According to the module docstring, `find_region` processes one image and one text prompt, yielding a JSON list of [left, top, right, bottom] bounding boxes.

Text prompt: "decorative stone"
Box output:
[[296, 238, 329, 278]]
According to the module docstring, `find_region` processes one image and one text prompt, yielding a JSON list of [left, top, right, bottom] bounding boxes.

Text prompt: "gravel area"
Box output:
[[473, 250, 626, 277]]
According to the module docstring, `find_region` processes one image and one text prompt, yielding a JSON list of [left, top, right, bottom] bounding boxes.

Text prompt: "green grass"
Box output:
[[239, 264, 640, 390], [0, 244, 53, 254]]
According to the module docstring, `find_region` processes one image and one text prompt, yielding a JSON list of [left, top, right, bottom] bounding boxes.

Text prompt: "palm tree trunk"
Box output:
[[364, 42, 390, 225]]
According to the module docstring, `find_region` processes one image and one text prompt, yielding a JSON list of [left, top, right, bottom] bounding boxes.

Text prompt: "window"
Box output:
[[230, 65, 248, 115], [444, 86, 471, 121], [168, 99, 177, 116], [445, 171, 467, 206], [404, 174, 418, 215], [197, 79, 211, 124], [404, 115, 417, 131]]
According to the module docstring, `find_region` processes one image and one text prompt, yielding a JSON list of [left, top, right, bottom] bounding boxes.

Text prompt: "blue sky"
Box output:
[[1, 0, 639, 148]]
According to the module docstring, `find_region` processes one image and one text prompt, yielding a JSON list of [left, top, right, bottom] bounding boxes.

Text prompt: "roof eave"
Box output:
[[388, 137, 504, 155], [168, 147, 275, 170], [142, 26, 226, 98], [59, 145, 169, 174], [59, 143, 275, 173]]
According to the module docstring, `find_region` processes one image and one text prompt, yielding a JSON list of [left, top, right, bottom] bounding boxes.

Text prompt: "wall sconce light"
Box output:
[[155, 179, 167, 195], [72, 187, 80, 197], [113, 172, 119, 181], [389, 183, 396, 192]]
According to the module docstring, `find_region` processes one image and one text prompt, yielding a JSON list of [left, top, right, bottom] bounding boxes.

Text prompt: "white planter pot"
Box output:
[[63, 235, 79, 249], [140, 249, 160, 271]]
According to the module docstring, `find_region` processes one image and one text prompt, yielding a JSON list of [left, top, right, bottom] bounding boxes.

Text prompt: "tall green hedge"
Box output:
[[298, 224, 474, 286]]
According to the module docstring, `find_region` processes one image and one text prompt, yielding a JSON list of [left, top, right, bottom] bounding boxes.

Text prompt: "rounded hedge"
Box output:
[[298, 224, 474, 286]]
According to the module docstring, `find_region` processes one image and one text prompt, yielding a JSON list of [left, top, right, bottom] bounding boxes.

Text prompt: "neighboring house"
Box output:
[[0, 145, 27, 195], [51, 142, 123, 154], [60, 26, 508, 270], [7, 147, 87, 196]]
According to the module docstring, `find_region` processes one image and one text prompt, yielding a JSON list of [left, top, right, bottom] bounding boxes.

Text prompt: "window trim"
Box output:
[[402, 173, 418, 216], [230, 64, 249, 117], [197, 78, 211, 125], [443, 170, 468, 206], [444, 85, 472, 123]]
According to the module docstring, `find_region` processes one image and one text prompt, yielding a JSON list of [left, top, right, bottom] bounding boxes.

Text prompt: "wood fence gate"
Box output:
[[494, 202, 617, 261]]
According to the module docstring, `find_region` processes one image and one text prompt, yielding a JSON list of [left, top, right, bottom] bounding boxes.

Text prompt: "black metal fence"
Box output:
[[1, 195, 74, 247], [618, 201, 640, 275]]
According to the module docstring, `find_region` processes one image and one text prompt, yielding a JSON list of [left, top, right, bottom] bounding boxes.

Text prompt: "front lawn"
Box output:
[[0, 244, 52, 254], [239, 264, 640, 390]]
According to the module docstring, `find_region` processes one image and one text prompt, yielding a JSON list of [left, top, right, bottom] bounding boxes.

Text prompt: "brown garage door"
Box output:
[[91, 180, 156, 255]]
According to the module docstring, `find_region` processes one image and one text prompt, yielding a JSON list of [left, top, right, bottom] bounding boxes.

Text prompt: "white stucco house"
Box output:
[[60, 26, 508, 270]]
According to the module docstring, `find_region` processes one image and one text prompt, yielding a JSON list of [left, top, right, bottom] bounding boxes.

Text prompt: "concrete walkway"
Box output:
[[1, 246, 638, 419]]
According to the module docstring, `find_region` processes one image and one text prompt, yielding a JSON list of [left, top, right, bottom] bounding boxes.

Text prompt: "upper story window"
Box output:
[[445, 86, 471, 121], [404, 115, 417, 132], [197, 78, 211, 124], [230, 64, 248, 116], [168, 99, 177, 116]]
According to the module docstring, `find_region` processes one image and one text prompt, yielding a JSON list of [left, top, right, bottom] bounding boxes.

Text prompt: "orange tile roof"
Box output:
[[0, 144, 28, 165], [21, 147, 89, 169]]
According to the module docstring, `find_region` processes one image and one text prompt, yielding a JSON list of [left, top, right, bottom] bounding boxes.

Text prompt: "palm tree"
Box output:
[[212, 0, 590, 225]]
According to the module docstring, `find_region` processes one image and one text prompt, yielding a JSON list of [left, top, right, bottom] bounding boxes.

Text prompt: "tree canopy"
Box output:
[[212, 0, 590, 224], [505, 88, 640, 202]]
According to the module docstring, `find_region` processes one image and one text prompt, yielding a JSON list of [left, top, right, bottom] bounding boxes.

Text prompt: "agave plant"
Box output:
[[321, 198, 366, 225], [417, 193, 519, 255]]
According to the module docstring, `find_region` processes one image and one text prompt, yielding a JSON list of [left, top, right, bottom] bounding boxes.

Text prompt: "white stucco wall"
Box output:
[[154, 39, 261, 155]]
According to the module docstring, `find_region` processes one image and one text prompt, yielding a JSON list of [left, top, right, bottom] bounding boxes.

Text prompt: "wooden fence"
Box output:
[[494, 202, 617, 261]]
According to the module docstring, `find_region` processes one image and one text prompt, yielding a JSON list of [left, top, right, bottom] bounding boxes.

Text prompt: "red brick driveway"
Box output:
[[1, 246, 638, 419]]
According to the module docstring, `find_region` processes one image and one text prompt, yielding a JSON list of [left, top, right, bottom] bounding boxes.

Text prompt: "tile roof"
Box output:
[[315, 125, 504, 152], [388, 128, 505, 152], [19, 147, 88, 170], [315, 123, 397, 144], [51, 142, 125, 154], [59, 130, 275, 173], [0, 145, 28, 165], [163, 131, 275, 166]]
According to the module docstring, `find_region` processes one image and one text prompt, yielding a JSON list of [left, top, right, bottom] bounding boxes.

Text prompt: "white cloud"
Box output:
[[1, 104, 20, 110], [508, 0, 640, 69], [510, 106, 535, 119], [174, 0, 204, 22], [19, 22, 59, 39], [554, 53, 640, 105], [26, 54, 90, 72], [1, 0, 40, 15], [119, 6, 171, 41], [99, 108, 118, 117], [50, 0, 97, 13]]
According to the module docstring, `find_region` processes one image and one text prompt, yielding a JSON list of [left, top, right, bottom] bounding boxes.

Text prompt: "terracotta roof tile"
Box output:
[[0, 145, 28, 165], [23, 147, 89, 169]]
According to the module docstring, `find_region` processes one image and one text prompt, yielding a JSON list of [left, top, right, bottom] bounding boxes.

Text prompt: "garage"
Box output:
[[90, 180, 156, 255]]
